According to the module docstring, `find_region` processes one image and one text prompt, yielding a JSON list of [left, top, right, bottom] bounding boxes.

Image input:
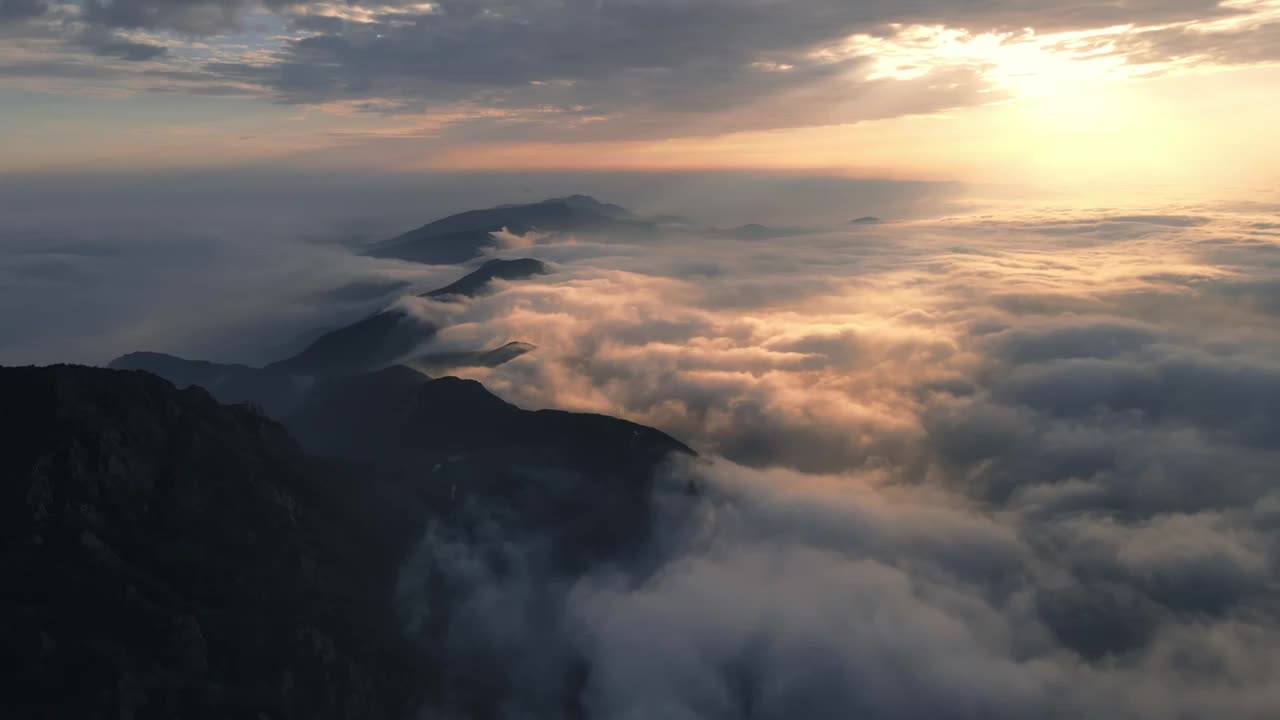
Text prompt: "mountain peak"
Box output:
[[424, 257, 550, 299], [553, 194, 630, 217], [365, 196, 644, 265]]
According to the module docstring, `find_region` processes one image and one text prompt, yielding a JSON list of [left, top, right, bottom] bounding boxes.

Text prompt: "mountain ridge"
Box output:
[[364, 196, 653, 265], [111, 257, 550, 399], [0, 364, 427, 718], [1, 363, 694, 718]]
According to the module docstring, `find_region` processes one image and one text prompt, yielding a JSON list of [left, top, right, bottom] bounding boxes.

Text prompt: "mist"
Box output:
[[4, 172, 1280, 718], [367, 199, 1280, 718], [0, 168, 959, 366]]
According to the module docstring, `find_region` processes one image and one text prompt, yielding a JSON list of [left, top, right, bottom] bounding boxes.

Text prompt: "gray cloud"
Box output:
[[0, 58, 125, 78], [79, 27, 168, 60], [80, 0, 252, 34], [5, 1, 1279, 137], [188, 0, 1276, 136], [1089, 18, 1280, 67], [0, 0, 49, 23]]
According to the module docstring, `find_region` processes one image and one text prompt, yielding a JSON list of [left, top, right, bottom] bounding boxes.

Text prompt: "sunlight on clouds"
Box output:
[[4, 0, 1279, 198], [844, 24, 1137, 93], [848, 0, 1280, 95], [406, 2, 1280, 194], [290, 2, 439, 25]]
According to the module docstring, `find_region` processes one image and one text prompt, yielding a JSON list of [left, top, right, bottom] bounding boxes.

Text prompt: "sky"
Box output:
[[2, 0, 1279, 197], [5, 3, 1280, 717]]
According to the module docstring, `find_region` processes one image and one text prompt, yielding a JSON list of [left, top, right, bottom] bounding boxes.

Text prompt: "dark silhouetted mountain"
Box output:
[[108, 351, 309, 416], [364, 196, 651, 264], [288, 370, 691, 473], [266, 310, 429, 379], [286, 369, 695, 577], [713, 223, 816, 240], [851, 216, 883, 225], [315, 279, 412, 303], [1, 364, 694, 718], [406, 341, 535, 374], [0, 365, 426, 719], [281, 365, 433, 460], [423, 258, 549, 299], [111, 259, 549, 406], [266, 258, 549, 378]]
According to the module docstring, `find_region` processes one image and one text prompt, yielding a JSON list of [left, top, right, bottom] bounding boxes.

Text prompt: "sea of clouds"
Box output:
[[394, 204, 1280, 719], [4, 186, 1280, 718]]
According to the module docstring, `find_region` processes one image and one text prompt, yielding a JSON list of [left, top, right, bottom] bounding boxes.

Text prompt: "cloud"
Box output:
[[0, 168, 957, 365], [372, 204, 1280, 715], [0, 0, 49, 23], [5, 1, 1280, 139], [0, 181, 463, 365], [78, 27, 168, 61], [80, 0, 253, 34], [7, 175, 1280, 717], [401, 453, 1280, 718], [489, 226, 550, 250]]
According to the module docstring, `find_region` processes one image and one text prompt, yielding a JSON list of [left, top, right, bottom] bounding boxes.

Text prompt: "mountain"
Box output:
[[111, 258, 549, 404], [264, 310, 428, 379], [267, 258, 549, 378], [1, 364, 694, 718], [406, 341, 535, 374], [0, 365, 426, 719], [286, 369, 695, 574], [713, 223, 817, 240], [851, 216, 883, 225], [108, 351, 309, 416], [423, 257, 550, 299], [289, 369, 691, 471], [364, 196, 651, 264]]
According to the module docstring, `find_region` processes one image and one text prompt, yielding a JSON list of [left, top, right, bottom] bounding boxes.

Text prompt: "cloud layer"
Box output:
[[5, 0, 1280, 141], [4, 179, 1280, 716], [379, 200, 1280, 717]]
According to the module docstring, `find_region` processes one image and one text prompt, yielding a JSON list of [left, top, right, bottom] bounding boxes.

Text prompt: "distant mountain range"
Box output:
[[406, 340, 536, 375], [361, 194, 816, 265], [364, 195, 655, 264], [111, 196, 809, 420], [3, 194, 857, 718], [2, 194, 898, 718], [420, 257, 549, 298], [111, 257, 551, 414], [264, 258, 549, 378]]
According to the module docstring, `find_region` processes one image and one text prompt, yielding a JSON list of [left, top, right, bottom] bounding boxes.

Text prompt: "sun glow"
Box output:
[[847, 24, 1136, 93]]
